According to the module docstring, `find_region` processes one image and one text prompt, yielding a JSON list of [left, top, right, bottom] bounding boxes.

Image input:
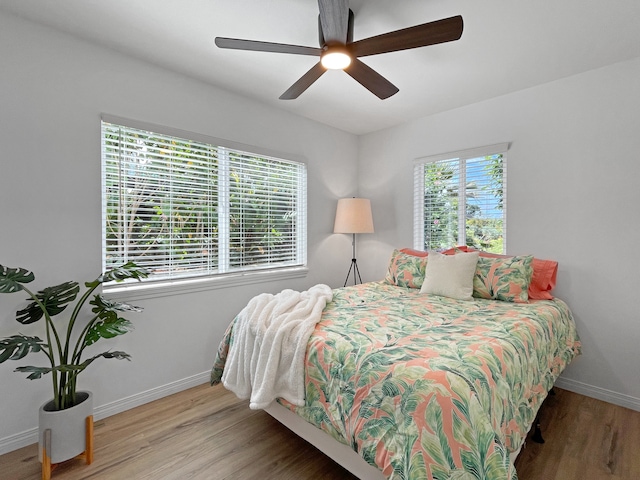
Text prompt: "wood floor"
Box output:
[[1, 384, 639, 479]]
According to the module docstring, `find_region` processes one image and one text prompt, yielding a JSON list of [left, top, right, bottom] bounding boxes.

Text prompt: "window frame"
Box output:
[[100, 115, 308, 299], [413, 143, 509, 253]]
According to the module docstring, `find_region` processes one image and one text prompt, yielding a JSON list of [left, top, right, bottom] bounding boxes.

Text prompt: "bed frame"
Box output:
[[265, 402, 386, 479]]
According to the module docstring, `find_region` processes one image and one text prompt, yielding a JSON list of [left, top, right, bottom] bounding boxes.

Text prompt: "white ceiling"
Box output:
[[2, 0, 640, 135]]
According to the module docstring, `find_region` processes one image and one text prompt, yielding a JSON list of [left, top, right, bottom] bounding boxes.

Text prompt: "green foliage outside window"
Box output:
[[422, 154, 504, 253]]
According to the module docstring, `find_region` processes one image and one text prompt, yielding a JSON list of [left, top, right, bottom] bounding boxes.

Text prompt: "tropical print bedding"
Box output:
[[212, 281, 581, 480]]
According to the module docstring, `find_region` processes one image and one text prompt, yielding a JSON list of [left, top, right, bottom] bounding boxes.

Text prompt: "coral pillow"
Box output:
[[384, 249, 428, 289], [399, 248, 428, 257], [400, 248, 459, 257], [527, 259, 557, 300], [441, 246, 468, 255], [420, 251, 479, 301], [473, 255, 534, 303]]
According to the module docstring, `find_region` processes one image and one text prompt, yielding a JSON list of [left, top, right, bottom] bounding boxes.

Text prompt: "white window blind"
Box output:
[[413, 143, 508, 253], [102, 121, 306, 285], [226, 148, 307, 271]]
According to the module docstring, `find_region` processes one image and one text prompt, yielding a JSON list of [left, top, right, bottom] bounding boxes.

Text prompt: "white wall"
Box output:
[[358, 57, 640, 411], [0, 12, 359, 452]]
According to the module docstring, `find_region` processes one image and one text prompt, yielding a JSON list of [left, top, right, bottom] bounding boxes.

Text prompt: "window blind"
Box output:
[[226, 149, 307, 271], [413, 144, 508, 253], [102, 121, 306, 284]]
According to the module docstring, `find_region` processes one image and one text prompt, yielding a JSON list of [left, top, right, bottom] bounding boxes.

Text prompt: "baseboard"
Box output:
[[0, 429, 37, 458], [94, 371, 210, 420], [0, 371, 210, 456], [555, 377, 640, 412]]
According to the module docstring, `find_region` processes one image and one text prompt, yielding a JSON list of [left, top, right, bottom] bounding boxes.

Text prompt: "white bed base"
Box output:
[[264, 401, 526, 480], [265, 402, 386, 479]]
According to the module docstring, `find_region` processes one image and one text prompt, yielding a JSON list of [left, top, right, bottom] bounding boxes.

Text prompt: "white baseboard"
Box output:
[[0, 371, 210, 456], [94, 370, 210, 420], [555, 376, 640, 412], [0, 429, 37, 458]]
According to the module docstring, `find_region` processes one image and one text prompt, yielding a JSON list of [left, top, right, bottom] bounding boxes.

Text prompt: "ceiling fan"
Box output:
[[215, 0, 463, 100]]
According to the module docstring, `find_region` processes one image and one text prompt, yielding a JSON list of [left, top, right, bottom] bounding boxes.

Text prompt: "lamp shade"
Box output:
[[333, 198, 374, 234]]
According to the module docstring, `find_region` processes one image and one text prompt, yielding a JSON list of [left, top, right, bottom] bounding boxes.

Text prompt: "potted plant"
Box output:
[[0, 262, 149, 468]]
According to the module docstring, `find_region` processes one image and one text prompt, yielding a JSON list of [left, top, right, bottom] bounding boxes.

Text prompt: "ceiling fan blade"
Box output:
[[280, 62, 327, 100], [349, 15, 463, 57], [215, 37, 321, 56], [318, 0, 349, 45], [344, 59, 399, 99]]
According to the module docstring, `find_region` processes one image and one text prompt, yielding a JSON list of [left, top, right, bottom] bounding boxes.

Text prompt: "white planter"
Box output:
[[38, 391, 93, 464]]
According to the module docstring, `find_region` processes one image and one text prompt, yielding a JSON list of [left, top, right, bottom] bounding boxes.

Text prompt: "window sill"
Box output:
[[102, 266, 309, 301]]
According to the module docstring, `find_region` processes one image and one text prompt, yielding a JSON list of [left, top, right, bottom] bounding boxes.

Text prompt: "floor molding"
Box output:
[[0, 371, 210, 456], [94, 371, 210, 420], [555, 376, 640, 412]]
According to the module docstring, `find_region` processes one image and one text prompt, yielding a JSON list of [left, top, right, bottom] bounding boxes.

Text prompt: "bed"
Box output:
[[211, 249, 582, 479]]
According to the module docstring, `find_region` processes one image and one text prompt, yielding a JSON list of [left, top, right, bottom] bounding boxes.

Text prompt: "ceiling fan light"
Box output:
[[321, 50, 352, 70]]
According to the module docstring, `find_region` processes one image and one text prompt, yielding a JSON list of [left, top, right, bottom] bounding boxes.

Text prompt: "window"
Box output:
[[413, 143, 508, 253], [101, 119, 307, 288]]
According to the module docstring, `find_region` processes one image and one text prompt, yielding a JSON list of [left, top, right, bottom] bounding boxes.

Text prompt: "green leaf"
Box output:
[[448, 470, 478, 480], [382, 379, 402, 398], [16, 281, 80, 324], [15, 351, 129, 381], [0, 266, 35, 293], [97, 262, 150, 285], [421, 427, 449, 477], [91, 295, 143, 314], [102, 350, 131, 360], [15, 363, 84, 380], [84, 317, 133, 346], [77, 351, 131, 370], [84, 295, 142, 346], [14, 365, 52, 380], [0, 335, 46, 363]]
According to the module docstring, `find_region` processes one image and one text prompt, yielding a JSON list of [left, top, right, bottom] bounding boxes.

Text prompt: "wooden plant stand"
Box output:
[[41, 415, 94, 480]]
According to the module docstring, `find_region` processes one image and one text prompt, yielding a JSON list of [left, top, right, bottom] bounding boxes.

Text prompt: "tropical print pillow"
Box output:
[[384, 249, 427, 289], [473, 255, 534, 303]]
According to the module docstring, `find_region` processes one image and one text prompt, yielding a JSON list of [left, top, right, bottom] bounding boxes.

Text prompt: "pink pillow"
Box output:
[[400, 248, 458, 257], [442, 246, 470, 255], [528, 259, 557, 300], [399, 248, 428, 257]]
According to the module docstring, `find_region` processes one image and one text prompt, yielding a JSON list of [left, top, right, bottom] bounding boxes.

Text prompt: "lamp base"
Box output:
[[343, 258, 363, 287]]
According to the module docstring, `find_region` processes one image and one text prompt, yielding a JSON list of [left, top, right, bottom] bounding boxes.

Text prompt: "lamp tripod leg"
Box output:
[[343, 259, 355, 287], [342, 233, 365, 287], [352, 258, 363, 284]]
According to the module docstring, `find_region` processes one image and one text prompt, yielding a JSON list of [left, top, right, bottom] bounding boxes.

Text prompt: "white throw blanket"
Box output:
[[222, 284, 333, 410]]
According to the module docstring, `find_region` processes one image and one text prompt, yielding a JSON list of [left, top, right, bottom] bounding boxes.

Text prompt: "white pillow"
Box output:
[[420, 251, 480, 300]]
